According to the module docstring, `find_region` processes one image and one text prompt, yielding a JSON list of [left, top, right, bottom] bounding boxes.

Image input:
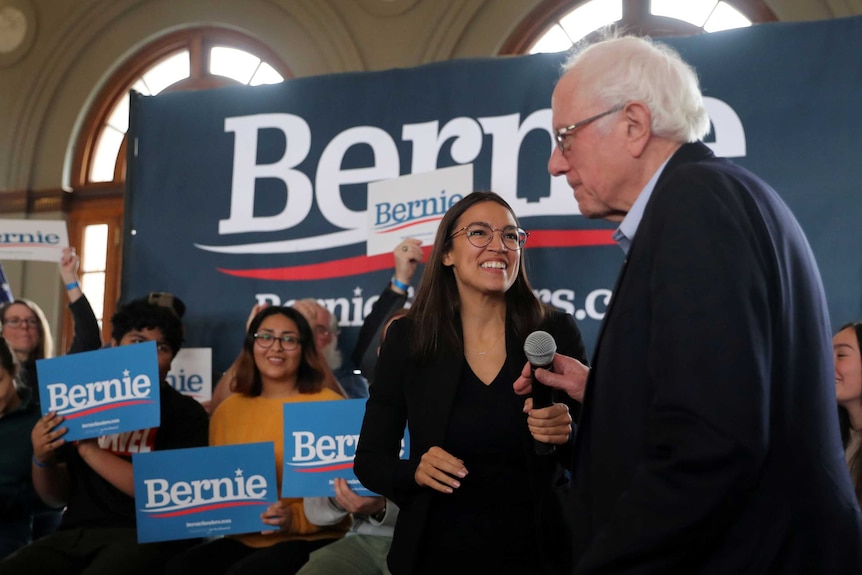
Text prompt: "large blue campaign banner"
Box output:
[[282, 399, 408, 497], [133, 442, 278, 543], [36, 342, 161, 441], [125, 16, 862, 377]]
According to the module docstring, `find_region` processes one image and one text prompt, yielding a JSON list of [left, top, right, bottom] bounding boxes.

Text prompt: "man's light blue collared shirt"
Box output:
[[611, 157, 672, 254]]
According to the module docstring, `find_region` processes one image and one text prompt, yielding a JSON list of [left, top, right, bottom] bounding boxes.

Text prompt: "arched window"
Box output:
[[500, 0, 776, 55], [64, 27, 290, 346]]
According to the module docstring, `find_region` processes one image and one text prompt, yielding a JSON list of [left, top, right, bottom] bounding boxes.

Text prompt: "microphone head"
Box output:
[[524, 330, 557, 366]]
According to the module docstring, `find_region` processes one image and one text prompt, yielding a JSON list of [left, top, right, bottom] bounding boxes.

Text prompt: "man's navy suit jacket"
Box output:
[[569, 142, 862, 574]]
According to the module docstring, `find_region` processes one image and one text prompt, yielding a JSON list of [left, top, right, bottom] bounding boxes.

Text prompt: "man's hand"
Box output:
[[291, 299, 318, 325], [513, 352, 590, 402], [32, 412, 67, 466]]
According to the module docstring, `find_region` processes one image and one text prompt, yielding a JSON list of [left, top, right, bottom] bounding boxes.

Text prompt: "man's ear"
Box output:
[[623, 101, 652, 158]]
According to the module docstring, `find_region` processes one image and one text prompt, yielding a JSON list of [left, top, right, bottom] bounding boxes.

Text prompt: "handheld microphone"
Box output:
[[523, 330, 557, 456]]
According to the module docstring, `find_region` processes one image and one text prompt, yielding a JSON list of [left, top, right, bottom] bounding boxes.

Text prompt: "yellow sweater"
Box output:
[[210, 388, 351, 548]]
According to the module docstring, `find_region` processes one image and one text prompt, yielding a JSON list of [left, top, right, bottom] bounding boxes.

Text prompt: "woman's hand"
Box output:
[[414, 446, 468, 494], [332, 477, 385, 515], [392, 238, 423, 292], [59, 246, 80, 284], [261, 499, 292, 534], [523, 399, 572, 445], [32, 412, 67, 466], [59, 246, 84, 302]]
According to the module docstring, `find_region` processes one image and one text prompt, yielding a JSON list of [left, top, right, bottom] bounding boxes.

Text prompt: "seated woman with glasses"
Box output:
[[164, 306, 350, 575], [0, 337, 41, 560], [0, 247, 102, 543], [354, 191, 588, 575]]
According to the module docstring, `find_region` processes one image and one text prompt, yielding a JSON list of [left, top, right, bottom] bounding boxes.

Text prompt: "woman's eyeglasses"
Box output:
[[254, 333, 300, 351], [3, 317, 40, 329], [449, 222, 528, 251]]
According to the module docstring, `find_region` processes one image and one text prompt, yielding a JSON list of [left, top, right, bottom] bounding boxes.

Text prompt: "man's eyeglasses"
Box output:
[[449, 223, 528, 251], [554, 104, 624, 153], [254, 333, 301, 351], [3, 317, 40, 329]]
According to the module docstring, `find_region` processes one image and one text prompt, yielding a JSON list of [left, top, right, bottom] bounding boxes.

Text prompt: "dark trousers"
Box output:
[[0, 527, 196, 575], [163, 536, 338, 575], [0, 521, 31, 561], [31, 509, 63, 540]]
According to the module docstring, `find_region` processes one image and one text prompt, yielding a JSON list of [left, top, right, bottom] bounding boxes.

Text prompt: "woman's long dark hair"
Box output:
[[232, 306, 329, 397], [407, 191, 546, 360], [0, 336, 20, 382]]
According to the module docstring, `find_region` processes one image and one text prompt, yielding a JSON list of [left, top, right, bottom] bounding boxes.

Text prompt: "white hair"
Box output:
[[321, 306, 343, 370], [562, 33, 711, 143]]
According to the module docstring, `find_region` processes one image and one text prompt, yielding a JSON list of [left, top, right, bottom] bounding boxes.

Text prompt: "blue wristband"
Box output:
[[32, 456, 50, 468], [65, 281, 80, 291], [391, 276, 409, 291]]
